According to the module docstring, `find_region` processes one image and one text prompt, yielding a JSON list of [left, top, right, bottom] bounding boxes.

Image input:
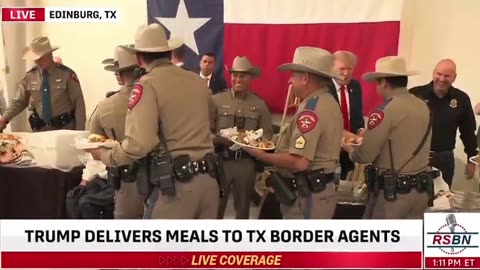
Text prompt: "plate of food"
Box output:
[[0, 133, 35, 165], [74, 134, 118, 150], [229, 130, 275, 150], [343, 137, 363, 146]]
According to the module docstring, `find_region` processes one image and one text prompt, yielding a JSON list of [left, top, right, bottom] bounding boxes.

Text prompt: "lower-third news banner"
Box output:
[[0, 219, 422, 269]]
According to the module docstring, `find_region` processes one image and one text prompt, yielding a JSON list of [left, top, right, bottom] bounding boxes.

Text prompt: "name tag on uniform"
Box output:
[[221, 105, 231, 109], [56, 78, 63, 82], [31, 81, 38, 85], [250, 106, 256, 111]]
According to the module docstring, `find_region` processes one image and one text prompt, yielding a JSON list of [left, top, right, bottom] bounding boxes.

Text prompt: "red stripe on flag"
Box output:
[[2, 251, 422, 268], [224, 22, 400, 114]]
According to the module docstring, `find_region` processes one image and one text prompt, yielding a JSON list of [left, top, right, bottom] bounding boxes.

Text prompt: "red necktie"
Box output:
[[340, 85, 350, 131]]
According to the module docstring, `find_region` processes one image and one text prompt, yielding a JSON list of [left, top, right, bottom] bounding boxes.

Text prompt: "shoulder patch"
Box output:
[[305, 96, 319, 111], [128, 84, 143, 110], [367, 109, 385, 130], [296, 110, 318, 133]]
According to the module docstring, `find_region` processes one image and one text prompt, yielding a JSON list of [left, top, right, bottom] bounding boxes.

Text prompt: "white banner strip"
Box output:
[[0, 219, 422, 252], [44, 7, 120, 23], [224, 0, 404, 24]]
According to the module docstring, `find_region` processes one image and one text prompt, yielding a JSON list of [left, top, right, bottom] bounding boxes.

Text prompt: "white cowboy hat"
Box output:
[[363, 56, 417, 82], [23, 37, 59, 60], [277, 46, 341, 80], [121, 24, 183, 53], [104, 45, 137, 72], [228, 56, 261, 77]]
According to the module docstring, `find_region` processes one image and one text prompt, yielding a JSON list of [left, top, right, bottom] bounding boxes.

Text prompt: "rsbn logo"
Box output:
[[426, 214, 479, 255]]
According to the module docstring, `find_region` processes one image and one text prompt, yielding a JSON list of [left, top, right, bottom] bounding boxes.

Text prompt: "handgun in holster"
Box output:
[[416, 172, 434, 207], [364, 165, 378, 192], [270, 172, 297, 206], [28, 110, 45, 131], [292, 172, 311, 197], [381, 171, 398, 202], [107, 167, 121, 190], [205, 153, 227, 198], [136, 157, 152, 196], [148, 154, 176, 197]]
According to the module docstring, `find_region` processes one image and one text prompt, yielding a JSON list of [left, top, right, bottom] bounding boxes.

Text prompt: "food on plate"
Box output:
[[88, 134, 108, 143], [0, 139, 26, 164], [0, 133, 19, 141], [231, 131, 274, 149]]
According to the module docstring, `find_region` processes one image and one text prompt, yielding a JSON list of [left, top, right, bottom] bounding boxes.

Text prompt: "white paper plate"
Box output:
[[74, 141, 118, 150], [231, 139, 275, 151], [469, 156, 479, 165]]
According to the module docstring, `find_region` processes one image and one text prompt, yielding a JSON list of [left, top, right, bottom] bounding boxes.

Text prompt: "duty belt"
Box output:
[[377, 171, 439, 194], [218, 148, 252, 161]]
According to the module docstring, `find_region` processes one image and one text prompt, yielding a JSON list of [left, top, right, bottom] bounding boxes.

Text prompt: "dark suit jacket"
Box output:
[[328, 79, 365, 133], [328, 79, 365, 179], [209, 73, 228, 95]]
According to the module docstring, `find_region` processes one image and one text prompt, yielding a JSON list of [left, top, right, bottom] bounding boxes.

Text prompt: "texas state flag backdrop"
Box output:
[[147, 0, 404, 115]]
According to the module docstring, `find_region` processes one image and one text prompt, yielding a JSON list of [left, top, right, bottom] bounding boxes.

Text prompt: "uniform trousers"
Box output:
[[143, 174, 219, 219], [281, 182, 337, 219], [363, 190, 429, 219], [114, 182, 146, 219], [217, 158, 257, 219]]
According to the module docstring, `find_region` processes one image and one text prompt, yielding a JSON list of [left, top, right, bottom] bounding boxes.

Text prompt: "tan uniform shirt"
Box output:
[[101, 59, 215, 167], [210, 89, 273, 140], [3, 64, 86, 130], [349, 88, 431, 174], [276, 89, 343, 173], [89, 85, 132, 140]]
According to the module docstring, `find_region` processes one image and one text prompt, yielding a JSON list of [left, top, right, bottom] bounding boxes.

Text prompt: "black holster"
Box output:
[[205, 153, 227, 198], [365, 165, 379, 192], [270, 172, 297, 206], [28, 111, 45, 131], [136, 158, 152, 196], [416, 171, 435, 207], [107, 167, 121, 190], [148, 154, 176, 196]]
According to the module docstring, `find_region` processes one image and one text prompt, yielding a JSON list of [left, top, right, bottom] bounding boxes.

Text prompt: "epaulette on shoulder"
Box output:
[[27, 66, 38, 73], [305, 95, 319, 111], [105, 90, 119, 98], [56, 64, 75, 73], [377, 97, 393, 111]]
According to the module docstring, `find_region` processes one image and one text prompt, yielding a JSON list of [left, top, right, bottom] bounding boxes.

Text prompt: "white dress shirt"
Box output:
[[332, 78, 351, 117], [200, 72, 213, 87]]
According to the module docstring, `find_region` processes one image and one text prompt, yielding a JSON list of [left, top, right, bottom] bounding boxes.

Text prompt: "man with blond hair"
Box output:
[[329, 50, 365, 182]]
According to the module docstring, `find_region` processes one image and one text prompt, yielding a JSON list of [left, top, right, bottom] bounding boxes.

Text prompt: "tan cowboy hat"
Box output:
[[228, 56, 261, 77], [121, 24, 183, 53], [363, 56, 417, 82], [104, 45, 137, 72], [23, 37, 59, 60], [278, 46, 341, 80]]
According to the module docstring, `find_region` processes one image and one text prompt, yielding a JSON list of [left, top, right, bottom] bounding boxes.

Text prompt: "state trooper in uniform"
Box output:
[[210, 56, 273, 219], [0, 37, 86, 131], [342, 56, 436, 219], [88, 24, 221, 219], [245, 47, 343, 219], [88, 46, 147, 219]]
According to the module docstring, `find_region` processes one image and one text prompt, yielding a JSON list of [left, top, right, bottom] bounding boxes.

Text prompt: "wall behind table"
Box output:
[[39, 0, 147, 125], [400, 0, 480, 192]]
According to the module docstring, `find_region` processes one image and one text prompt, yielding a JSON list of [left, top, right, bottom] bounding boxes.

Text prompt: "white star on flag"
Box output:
[[155, 0, 211, 55]]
